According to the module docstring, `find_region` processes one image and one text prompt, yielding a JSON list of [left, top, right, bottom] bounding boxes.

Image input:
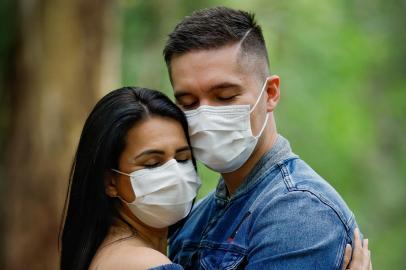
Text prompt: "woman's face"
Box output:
[[109, 116, 192, 202]]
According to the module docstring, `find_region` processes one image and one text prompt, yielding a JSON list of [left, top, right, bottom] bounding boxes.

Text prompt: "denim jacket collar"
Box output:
[[215, 134, 297, 204]]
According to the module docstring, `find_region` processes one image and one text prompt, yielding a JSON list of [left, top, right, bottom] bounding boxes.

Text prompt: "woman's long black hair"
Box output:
[[59, 87, 194, 270]]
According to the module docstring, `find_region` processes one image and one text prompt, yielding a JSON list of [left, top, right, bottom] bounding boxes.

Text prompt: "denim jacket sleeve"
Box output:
[[246, 190, 354, 270]]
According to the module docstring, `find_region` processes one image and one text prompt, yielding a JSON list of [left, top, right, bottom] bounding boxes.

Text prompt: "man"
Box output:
[[163, 7, 361, 269]]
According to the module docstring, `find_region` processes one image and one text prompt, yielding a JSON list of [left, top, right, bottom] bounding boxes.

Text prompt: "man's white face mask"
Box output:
[[112, 159, 201, 228], [184, 80, 269, 173]]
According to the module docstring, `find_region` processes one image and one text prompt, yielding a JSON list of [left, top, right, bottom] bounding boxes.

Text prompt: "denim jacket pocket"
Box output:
[[200, 242, 247, 270]]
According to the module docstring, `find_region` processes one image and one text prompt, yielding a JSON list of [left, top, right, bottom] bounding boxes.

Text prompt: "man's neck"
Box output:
[[222, 129, 278, 196]]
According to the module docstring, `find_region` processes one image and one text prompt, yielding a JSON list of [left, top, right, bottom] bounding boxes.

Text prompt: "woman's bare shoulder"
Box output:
[[93, 244, 171, 270]]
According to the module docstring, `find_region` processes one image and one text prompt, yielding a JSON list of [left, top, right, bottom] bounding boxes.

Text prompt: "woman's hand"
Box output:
[[341, 228, 372, 270]]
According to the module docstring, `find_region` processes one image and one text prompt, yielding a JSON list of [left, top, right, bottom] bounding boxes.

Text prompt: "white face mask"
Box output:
[[112, 159, 201, 228], [184, 81, 269, 173]]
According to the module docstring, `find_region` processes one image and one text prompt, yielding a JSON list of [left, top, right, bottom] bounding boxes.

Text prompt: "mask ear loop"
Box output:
[[250, 79, 270, 138], [250, 79, 269, 114], [254, 113, 269, 138], [111, 168, 131, 176], [111, 169, 134, 203]]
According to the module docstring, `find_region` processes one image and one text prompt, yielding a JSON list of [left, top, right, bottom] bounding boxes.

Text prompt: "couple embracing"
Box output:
[[60, 7, 372, 270]]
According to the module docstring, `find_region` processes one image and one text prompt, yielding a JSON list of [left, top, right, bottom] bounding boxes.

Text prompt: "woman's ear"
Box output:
[[265, 75, 281, 112], [105, 172, 119, 198]]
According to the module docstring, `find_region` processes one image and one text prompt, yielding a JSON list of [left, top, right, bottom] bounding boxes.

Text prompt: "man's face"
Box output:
[[170, 43, 271, 136]]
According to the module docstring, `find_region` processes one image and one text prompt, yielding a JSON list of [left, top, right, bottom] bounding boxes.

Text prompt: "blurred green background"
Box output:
[[1, 0, 405, 269]]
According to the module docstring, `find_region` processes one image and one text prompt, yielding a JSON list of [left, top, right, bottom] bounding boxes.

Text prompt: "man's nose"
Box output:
[[198, 99, 210, 107], [198, 97, 217, 107]]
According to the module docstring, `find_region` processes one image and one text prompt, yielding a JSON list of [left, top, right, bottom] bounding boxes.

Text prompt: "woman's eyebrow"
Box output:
[[176, 146, 191, 153], [134, 149, 165, 159]]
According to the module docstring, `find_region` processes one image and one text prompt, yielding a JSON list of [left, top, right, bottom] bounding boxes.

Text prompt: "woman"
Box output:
[[59, 87, 371, 270]]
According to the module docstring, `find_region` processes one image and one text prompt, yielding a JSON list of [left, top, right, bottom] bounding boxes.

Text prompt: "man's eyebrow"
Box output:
[[134, 149, 165, 159], [208, 82, 241, 92]]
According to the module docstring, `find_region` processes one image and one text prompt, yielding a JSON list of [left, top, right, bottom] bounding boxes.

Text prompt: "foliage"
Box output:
[[0, 0, 404, 268]]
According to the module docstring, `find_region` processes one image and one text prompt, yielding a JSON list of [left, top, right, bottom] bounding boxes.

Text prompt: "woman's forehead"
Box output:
[[122, 116, 188, 157]]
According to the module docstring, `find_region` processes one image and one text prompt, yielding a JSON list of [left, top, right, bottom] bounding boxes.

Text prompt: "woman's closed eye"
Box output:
[[142, 157, 190, 168], [175, 149, 192, 163], [143, 159, 162, 168]]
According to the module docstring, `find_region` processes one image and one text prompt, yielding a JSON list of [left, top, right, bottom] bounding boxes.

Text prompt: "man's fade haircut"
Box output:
[[163, 6, 270, 81]]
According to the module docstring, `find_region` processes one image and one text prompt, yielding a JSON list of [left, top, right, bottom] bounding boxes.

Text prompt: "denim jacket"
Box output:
[[149, 263, 184, 270], [168, 135, 359, 270]]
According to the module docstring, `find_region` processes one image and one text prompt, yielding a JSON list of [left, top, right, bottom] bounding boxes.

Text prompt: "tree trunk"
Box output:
[[4, 0, 119, 269]]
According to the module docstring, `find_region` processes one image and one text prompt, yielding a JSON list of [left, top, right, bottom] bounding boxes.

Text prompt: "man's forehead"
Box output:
[[171, 44, 241, 70], [170, 44, 247, 91]]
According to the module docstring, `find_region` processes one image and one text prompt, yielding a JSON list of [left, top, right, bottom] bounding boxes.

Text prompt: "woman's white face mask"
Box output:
[[184, 81, 269, 173], [112, 159, 201, 228]]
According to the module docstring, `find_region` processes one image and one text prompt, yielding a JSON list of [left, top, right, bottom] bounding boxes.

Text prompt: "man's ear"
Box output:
[[105, 172, 119, 198], [265, 75, 280, 112]]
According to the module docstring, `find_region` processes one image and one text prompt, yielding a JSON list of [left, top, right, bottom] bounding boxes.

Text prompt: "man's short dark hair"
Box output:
[[163, 6, 270, 80]]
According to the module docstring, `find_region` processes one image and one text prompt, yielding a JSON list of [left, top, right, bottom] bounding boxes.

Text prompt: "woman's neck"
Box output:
[[116, 207, 168, 254]]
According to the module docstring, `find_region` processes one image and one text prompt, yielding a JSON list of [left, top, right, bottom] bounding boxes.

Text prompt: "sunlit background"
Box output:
[[0, 0, 405, 269]]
